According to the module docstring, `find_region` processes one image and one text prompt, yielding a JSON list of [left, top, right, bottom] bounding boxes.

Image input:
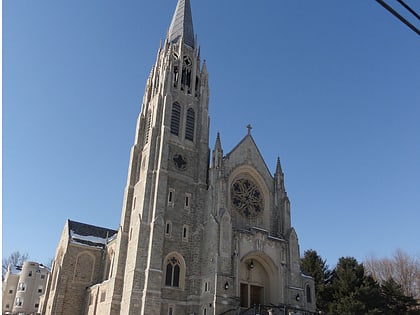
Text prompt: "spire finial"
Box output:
[[246, 124, 253, 135], [214, 132, 222, 150], [167, 0, 195, 48], [276, 157, 283, 173]]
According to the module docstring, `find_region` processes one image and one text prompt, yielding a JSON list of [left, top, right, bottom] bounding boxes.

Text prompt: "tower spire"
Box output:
[[168, 0, 195, 48]]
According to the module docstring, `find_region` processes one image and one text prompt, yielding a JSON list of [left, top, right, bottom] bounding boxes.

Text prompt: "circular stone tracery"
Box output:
[[231, 177, 264, 218]]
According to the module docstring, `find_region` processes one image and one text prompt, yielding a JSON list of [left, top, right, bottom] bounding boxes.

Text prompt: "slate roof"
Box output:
[[68, 219, 117, 248], [168, 0, 195, 48]]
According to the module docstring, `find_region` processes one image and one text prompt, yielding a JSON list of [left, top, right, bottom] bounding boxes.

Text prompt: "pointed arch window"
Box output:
[[170, 103, 181, 136], [165, 257, 181, 287], [185, 108, 195, 141], [173, 52, 179, 88], [74, 252, 95, 283], [181, 56, 192, 94], [306, 285, 312, 303], [163, 253, 186, 289], [173, 66, 179, 88]]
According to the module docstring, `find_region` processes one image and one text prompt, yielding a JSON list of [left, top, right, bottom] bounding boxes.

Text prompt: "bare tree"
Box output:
[[364, 249, 420, 298], [2, 251, 29, 279], [394, 249, 420, 298]]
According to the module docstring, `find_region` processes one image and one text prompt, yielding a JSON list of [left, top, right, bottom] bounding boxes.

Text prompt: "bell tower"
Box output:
[[40, 1, 319, 314], [110, 0, 210, 314]]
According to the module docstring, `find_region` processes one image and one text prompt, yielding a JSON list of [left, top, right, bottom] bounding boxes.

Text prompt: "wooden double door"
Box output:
[[240, 283, 264, 307]]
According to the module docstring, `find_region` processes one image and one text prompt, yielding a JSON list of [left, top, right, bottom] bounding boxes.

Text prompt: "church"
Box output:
[[40, 1, 316, 314]]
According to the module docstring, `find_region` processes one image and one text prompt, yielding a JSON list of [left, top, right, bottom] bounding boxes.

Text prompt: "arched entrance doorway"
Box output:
[[239, 255, 275, 308]]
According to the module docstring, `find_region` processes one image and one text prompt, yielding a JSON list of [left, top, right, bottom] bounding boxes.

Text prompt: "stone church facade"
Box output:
[[40, 1, 316, 314]]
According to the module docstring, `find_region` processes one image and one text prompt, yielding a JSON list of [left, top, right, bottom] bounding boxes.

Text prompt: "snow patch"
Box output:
[[70, 231, 108, 244]]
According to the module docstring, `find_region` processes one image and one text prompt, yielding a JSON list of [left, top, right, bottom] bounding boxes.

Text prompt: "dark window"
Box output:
[[28, 271, 32, 277], [165, 264, 173, 286], [145, 110, 152, 144], [35, 303, 39, 308], [181, 56, 192, 93], [18, 282, 26, 291], [165, 257, 181, 287], [173, 265, 180, 287], [168, 190, 174, 203], [15, 297, 23, 306], [185, 108, 195, 141], [170, 103, 181, 136], [306, 285, 312, 303], [173, 66, 179, 87]]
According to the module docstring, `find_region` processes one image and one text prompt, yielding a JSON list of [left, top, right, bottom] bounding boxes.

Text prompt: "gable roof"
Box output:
[[225, 134, 273, 179], [67, 219, 117, 248]]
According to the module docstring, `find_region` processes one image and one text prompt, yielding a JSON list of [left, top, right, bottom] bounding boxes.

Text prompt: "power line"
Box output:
[[374, 0, 420, 36], [396, 0, 420, 20]]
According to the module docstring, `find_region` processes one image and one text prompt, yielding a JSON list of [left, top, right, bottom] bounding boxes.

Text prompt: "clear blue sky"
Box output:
[[3, 0, 420, 268]]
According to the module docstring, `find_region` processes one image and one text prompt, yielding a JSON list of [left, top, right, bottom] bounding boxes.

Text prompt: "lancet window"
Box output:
[[185, 108, 195, 141], [170, 103, 181, 136], [181, 56, 192, 94], [173, 52, 179, 88], [165, 257, 181, 287], [306, 285, 312, 303], [163, 253, 186, 289], [173, 65, 179, 88]]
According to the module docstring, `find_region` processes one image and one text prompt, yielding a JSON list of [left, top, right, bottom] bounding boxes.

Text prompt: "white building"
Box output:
[[2, 261, 49, 315]]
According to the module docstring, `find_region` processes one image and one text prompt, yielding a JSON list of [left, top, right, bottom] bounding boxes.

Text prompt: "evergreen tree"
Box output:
[[357, 275, 384, 314], [329, 263, 363, 313], [381, 278, 420, 314], [301, 249, 332, 313], [328, 257, 383, 314], [302, 253, 420, 314]]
